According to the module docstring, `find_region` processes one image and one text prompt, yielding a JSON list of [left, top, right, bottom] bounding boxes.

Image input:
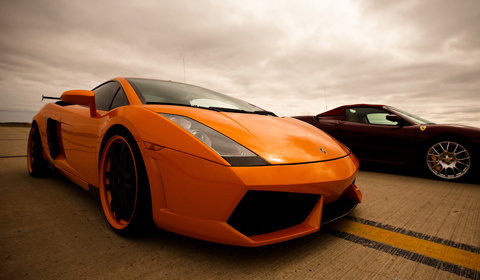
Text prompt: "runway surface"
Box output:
[[1, 125, 479, 279]]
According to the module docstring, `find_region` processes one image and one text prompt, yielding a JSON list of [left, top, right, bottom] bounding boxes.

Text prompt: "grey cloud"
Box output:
[[0, 0, 479, 127], [357, 0, 480, 52]]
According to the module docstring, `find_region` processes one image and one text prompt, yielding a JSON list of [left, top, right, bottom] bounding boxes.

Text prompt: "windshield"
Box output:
[[387, 106, 435, 125], [127, 78, 274, 115]]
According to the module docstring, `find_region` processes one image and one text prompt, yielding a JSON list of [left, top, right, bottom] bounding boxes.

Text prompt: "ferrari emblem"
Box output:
[[420, 126, 427, 131], [319, 148, 327, 154]]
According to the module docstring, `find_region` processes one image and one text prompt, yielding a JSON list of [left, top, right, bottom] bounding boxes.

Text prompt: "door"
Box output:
[[58, 81, 129, 185], [332, 107, 417, 164]]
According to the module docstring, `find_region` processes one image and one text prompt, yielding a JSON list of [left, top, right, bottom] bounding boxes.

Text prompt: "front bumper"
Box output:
[[141, 145, 362, 247]]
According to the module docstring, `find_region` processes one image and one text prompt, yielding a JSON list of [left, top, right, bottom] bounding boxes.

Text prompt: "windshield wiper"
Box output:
[[253, 110, 277, 116], [207, 107, 277, 116], [146, 102, 193, 107], [146, 103, 276, 116]]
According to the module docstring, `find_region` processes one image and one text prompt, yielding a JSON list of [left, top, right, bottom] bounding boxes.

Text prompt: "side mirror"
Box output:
[[386, 114, 402, 126], [61, 90, 97, 117]]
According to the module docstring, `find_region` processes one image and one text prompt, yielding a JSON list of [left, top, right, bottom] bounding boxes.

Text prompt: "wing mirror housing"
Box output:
[[61, 90, 97, 117], [386, 114, 403, 127]]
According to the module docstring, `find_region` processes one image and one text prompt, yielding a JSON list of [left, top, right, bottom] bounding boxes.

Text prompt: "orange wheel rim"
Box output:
[[27, 128, 36, 173], [99, 136, 138, 230]]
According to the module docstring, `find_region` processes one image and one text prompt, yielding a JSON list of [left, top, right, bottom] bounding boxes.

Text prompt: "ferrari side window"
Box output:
[[93, 82, 121, 111], [345, 108, 368, 123], [366, 113, 398, 125], [344, 107, 397, 125]]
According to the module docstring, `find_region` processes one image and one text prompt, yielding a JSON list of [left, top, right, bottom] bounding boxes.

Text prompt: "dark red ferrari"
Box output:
[[293, 104, 480, 181]]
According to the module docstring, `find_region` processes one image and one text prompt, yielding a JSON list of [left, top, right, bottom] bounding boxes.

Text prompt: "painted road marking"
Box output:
[[324, 217, 480, 279], [345, 217, 480, 254]]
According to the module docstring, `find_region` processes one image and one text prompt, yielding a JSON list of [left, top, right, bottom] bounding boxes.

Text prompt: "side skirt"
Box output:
[[54, 164, 100, 198]]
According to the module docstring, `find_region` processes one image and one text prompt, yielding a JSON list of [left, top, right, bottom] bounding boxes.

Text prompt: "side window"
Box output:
[[110, 87, 129, 109], [366, 113, 398, 125], [345, 107, 398, 125], [345, 108, 368, 123], [93, 82, 120, 111]]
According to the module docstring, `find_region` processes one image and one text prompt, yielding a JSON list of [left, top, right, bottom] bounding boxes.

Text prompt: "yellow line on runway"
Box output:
[[328, 219, 480, 271]]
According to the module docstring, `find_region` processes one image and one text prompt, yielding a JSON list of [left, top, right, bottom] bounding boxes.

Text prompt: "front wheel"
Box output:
[[99, 129, 152, 235], [425, 140, 471, 180]]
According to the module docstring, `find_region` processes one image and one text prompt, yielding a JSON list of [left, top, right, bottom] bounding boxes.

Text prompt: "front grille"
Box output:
[[227, 191, 320, 237], [320, 197, 359, 225]]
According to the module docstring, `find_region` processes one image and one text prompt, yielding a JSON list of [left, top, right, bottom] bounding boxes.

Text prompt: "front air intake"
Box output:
[[227, 191, 320, 237]]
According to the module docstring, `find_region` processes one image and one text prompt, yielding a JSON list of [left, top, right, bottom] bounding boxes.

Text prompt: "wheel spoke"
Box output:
[[439, 143, 446, 152], [109, 149, 121, 172], [457, 156, 470, 161], [122, 190, 130, 216], [110, 190, 121, 220], [104, 172, 115, 190], [119, 142, 130, 173], [117, 192, 129, 221], [452, 144, 459, 153], [124, 182, 133, 190]]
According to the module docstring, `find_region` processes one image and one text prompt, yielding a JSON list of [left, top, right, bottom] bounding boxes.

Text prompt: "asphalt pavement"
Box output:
[[1, 124, 479, 279]]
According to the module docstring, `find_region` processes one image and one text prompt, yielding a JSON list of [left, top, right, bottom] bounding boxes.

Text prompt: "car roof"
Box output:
[[316, 104, 387, 117]]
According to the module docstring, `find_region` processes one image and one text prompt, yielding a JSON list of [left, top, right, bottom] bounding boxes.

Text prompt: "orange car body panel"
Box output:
[[31, 77, 362, 247]]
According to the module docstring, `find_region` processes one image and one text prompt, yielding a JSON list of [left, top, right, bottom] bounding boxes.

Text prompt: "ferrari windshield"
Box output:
[[127, 78, 273, 115], [387, 106, 435, 125]]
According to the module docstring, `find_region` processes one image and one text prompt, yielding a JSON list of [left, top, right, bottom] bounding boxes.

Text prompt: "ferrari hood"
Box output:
[[144, 105, 350, 165]]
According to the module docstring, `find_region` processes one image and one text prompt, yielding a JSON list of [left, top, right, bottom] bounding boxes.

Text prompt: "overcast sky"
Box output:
[[1, 0, 479, 127]]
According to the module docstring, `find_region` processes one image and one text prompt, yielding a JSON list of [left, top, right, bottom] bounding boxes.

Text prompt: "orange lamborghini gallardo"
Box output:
[[27, 77, 362, 247]]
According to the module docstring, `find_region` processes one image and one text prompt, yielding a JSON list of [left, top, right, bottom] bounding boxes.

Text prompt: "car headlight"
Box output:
[[160, 113, 270, 166]]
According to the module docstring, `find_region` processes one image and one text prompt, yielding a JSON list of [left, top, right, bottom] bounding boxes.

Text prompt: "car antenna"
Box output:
[[324, 86, 327, 110], [42, 95, 61, 101], [183, 58, 186, 83]]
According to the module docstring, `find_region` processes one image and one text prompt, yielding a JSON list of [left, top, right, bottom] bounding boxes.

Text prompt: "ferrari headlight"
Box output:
[[160, 113, 270, 166]]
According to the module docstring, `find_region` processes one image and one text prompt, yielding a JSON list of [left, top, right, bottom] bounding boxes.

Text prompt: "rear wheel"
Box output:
[[27, 123, 48, 177], [425, 140, 471, 180], [99, 129, 152, 235]]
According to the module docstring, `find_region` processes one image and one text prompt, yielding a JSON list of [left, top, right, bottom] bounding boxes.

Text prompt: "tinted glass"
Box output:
[[366, 113, 397, 125], [110, 87, 129, 109], [127, 78, 262, 112], [345, 107, 398, 125], [387, 106, 434, 124], [93, 82, 120, 111]]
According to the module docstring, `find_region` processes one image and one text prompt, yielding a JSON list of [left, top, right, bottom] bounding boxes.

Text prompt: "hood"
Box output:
[[417, 123, 480, 139], [219, 113, 350, 164], [143, 105, 350, 165]]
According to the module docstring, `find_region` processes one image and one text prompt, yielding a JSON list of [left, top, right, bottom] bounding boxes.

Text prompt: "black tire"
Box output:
[[99, 129, 152, 236], [27, 123, 49, 177], [425, 140, 472, 180]]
